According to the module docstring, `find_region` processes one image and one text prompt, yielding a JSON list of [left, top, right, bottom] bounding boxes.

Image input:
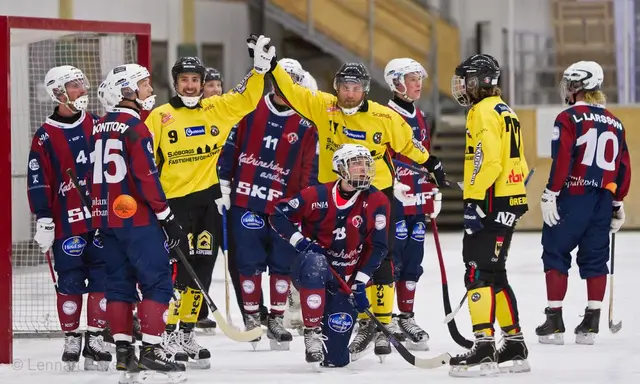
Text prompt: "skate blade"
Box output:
[[377, 354, 387, 364], [538, 333, 564, 345], [63, 361, 79, 372], [188, 358, 211, 370], [349, 342, 373, 362], [449, 362, 500, 377], [118, 370, 147, 384], [499, 358, 531, 374], [250, 340, 260, 351], [309, 362, 322, 372], [269, 339, 291, 351], [575, 333, 596, 345], [163, 370, 187, 383], [406, 339, 430, 351], [83, 358, 112, 371], [195, 327, 217, 335]]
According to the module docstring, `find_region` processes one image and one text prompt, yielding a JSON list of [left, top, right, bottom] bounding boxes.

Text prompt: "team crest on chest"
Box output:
[[287, 132, 298, 144], [373, 132, 382, 144], [160, 112, 175, 127], [351, 215, 363, 228], [210, 126, 220, 136]]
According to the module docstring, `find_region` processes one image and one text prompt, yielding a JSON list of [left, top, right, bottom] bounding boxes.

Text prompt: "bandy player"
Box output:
[[216, 58, 318, 350], [90, 64, 187, 382], [27, 65, 111, 371], [536, 60, 631, 345], [270, 144, 390, 367]]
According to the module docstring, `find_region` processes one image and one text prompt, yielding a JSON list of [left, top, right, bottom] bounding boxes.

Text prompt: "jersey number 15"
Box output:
[[91, 139, 127, 184]]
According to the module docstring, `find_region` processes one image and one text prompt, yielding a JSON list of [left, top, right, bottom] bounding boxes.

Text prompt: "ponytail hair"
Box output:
[[584, 90, 606, 105]]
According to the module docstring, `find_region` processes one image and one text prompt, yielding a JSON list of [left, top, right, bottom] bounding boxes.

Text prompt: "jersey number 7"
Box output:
[[92, 138, 127, 184]]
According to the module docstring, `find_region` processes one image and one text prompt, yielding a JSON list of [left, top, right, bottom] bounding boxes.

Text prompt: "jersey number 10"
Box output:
[[576, 128, 619, 171]]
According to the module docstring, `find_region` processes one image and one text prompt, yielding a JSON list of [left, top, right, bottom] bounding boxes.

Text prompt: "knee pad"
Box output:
[[294, 251, 328, 288], [466, 285, 495, 336]]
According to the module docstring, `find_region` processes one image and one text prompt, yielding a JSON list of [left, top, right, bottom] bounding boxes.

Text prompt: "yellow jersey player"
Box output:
[[203, 67, 223, 98], [448, 54, 531, 377], [246, 34, 449, 362], [144, 36, 275, 368]]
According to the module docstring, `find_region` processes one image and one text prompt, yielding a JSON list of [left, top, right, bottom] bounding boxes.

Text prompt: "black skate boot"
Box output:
[[178, 326, 211, 369], [303, 327, 326, 367], [449, 333, 499, 377], [348, 319, 375, 361], [535, 307, 565, 345], [388, 314, 406, 342], [497, 332, 531, 373], [244, 312, 263, 350], [195, 318, 217, 334], [132, 315, 142, 342], [82, 331, 112, 371], [103, 325, 115, 344], [61, 332, 82, 371], [574, 307, 601, 345], [161, 331, 188, 363], [138, 342, 186, 382], [116, 341, 140, 384], [374, 330, 392, 363], [266, 314, 293, 350], [398, 312, 430, 351]]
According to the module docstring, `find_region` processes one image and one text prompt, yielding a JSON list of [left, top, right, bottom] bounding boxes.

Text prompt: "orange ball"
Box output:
[[112, 194, 138, 219]]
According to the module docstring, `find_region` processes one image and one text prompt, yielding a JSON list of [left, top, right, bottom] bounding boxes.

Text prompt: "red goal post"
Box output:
[[0, 15, 151, 364]]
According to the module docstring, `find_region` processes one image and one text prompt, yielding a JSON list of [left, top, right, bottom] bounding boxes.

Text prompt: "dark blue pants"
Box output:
[[541, 188, 612, 279], [392, 214, 426, 282], [99, 226, 173, 304], [230, 206, 297, 276], [52, 231, 106, 295]]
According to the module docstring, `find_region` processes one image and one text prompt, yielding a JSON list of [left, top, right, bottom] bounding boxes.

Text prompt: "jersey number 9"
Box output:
[[92, 138, 127, 184]]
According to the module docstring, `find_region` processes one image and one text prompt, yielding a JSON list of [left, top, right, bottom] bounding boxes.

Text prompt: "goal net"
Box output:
[[2, 17, 150, 346]]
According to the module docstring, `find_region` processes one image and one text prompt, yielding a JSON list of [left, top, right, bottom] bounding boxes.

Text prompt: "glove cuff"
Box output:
[[544, 188, 560, 196], [613, 201, 624, 207], [423, 155, 440, 171], [290, 232, 304, 247], [354, 271, 370, 285], [37, 218, 53, 224], [156, 207, 172, 221]]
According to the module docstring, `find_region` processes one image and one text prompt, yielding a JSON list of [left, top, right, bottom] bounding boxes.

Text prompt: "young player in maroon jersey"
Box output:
[[90, 64, 187, 381], [382, 58, 442, 351], [27, 65, 111, 371], [217, 58, 318, 350], [536, 61, 631, 345], [270, 144, 390, 367]]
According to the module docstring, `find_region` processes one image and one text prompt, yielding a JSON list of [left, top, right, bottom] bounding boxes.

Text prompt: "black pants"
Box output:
[[371, 186, 395, 285]]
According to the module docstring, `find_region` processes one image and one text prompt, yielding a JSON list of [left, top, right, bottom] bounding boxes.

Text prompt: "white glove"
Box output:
[[430, 191, 442, 218], [541, 188, 560, 227], [34, 218, 55, 253], [216, 180, 232, 215], [611, 201, 625, 233], [250, 35, 276, 74], [393, 181, 417, 206]]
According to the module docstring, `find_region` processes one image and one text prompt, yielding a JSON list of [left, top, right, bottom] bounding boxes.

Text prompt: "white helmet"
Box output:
[[97, 81, 114, 112], [278, 58, 306, 84], [44, 65, 90, 112], [102, 64, 156, 111], [560, 61, 604, 104], [301, 71, 318, 91], [332, 144, 375, 191], [384, 58, 427, 101]]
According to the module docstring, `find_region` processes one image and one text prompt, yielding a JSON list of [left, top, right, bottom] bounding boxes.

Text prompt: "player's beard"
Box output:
[[338, 96, 363, 110]]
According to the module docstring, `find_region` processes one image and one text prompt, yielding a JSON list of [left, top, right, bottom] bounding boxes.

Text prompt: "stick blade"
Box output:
[[212, 310, 263, 342], [609, 320, 622, 334], [414, 353, 451, 369]]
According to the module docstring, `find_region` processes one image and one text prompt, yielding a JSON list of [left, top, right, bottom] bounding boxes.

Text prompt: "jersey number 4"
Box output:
[[576, 128, 619, 171], [92, 139, 127, 184]]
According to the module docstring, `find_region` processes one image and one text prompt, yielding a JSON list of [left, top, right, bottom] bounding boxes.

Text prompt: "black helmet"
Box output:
[[452, 54, 500, 106], [333, 62, 371, 92], [204, 67, 222, 83], [171, 57, 206, 84]]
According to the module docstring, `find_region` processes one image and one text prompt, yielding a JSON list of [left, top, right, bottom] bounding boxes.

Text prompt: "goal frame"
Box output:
[[0, 15, 151, 364]]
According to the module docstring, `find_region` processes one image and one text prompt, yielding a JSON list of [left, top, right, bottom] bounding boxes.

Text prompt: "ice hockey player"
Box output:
[[144, 38, 275, 367], [216, 57, 318, 350], [203, 67, 223, 98], [448, 54, 530, 377], [382, 58, 441, 350], [269, 144, 390, 367], [27, 65, 111, 371], [536, 60, 631, 346], [90, 63, 187, 382], [248, 34, 449, 361]]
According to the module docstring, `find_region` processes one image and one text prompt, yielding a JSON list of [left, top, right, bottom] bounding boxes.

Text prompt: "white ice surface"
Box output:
[[2, 231, 639, 383]]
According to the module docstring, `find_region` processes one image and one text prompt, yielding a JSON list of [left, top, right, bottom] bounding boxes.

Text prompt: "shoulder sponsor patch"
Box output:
[[241, 211, 265, 229], [28, 159, 39, 171], [62, 236, 87, 256], [552, 126, 560, 140], [395, 220, 408, 240], [288, 198, 300, 209], [375, 214, 387, 230]]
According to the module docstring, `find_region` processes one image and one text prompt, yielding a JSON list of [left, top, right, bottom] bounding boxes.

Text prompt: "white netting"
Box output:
[[10, 29, 139, 334]]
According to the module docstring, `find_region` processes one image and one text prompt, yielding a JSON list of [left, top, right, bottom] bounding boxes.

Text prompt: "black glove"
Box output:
[[159, 212, 185, 250], [424, 155, 449, 187]]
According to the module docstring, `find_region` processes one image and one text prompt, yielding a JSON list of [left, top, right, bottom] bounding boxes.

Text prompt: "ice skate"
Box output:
[[244, 312, 263, 350], [116, 341, 141, 384], [195, 318, 217, 334], [132, 314, 142, 341], [397, 312, 430, 351], [535, 307, 565, 345], [138, 342, 186, 382], [497, 332, 531, 373], [162, 331, 189, 362], [374, 330, 391, 363], [575, 307, 601, 345], [178, 329, 211, 369], [303, 327, 327, 369], [348, 319, 375, 361], [61, 332, 82, 371], [283, 287, 304, 336], [388, 314, 406, 342], [82, 330, 112, 371], [449, 333, 500, 377], [266, 314, 293, 350]]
